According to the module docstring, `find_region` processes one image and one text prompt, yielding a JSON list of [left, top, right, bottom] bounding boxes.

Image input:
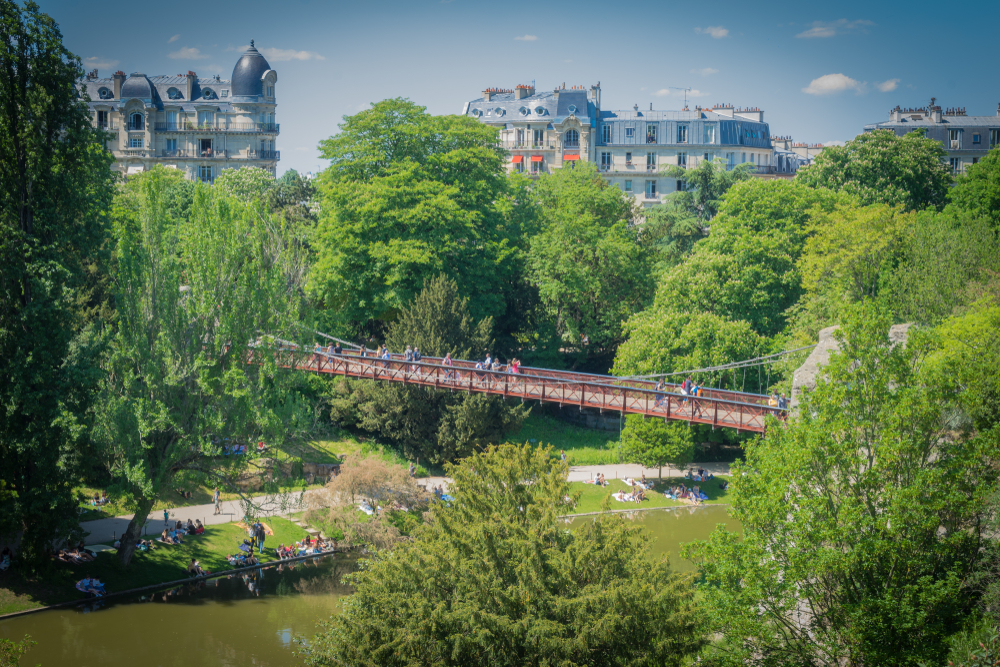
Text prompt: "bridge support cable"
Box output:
[[623, 344, 818, 381]]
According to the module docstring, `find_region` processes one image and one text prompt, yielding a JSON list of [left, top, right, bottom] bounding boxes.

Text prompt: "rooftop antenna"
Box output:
[[668, 86, 692, 108]]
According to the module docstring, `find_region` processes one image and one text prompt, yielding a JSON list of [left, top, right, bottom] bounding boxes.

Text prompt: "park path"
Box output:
[[81, 462, 733, 545]]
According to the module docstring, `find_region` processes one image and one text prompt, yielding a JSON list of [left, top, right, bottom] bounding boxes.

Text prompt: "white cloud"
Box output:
[[796, 19, 874, 39], [83, 56, 118, 69], [260, 48, 325, 61], [514, 34, 538, 41], [690, 67, 719, 76], [802, 73, 864, 95], [876, 78, 900, 92], [168, 34, 180, 43], [695, 26, 728, 38], [168, 47, 208, 60]]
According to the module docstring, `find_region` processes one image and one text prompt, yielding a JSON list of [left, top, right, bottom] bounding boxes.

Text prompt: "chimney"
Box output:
[[112, 70, 125, 99], [514, 84, 534, 100], [186, 71, 197, 101], [590, 82, 601, 107], [996, 102, 999, 117], [482, 88, 493, 102]]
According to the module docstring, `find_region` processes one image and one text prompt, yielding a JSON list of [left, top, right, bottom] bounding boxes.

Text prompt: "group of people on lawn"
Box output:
[[589, 470, 716, 505]]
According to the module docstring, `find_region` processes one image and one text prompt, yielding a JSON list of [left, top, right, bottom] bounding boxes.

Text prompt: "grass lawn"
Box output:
[[568, 475, 731, 515], [508, 412, 621, 465], [0, 517, 310, 615]]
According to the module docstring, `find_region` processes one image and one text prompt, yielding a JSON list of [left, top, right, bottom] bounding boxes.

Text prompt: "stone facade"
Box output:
[[77, 42, 278, 182]]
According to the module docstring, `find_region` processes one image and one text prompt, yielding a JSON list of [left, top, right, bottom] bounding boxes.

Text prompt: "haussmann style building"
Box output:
[[77, 41, 279, 182], [463, 82, 777, 206], [864, 98, 1000, 174]]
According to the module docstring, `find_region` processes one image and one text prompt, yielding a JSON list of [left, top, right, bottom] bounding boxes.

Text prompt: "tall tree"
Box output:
[[946, 147, 1000, 231], [528, 162, 653, 367], [796, 128, 951, 211], [0, 0, 116, 564], [93, 172, 310, 565], [685, 305, 996, 667], [310, 99, 529, 342], [301, 444, 705, 667]]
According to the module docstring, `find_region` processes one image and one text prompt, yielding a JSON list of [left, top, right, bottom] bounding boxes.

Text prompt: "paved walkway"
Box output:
[[81, 462, 733, 545]]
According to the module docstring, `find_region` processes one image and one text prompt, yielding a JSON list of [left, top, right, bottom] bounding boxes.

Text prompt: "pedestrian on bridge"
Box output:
[[654, 379, 666, 408], [413, 347, 422, 376], [443, 353, 455, 381]]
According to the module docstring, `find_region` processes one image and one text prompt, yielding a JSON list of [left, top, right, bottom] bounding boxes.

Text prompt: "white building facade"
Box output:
[[464, 83, 776, 206], [77, 41, 279, 182]]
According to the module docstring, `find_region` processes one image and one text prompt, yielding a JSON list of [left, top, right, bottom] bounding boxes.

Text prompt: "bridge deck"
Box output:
[[276, 349, 784, 434]]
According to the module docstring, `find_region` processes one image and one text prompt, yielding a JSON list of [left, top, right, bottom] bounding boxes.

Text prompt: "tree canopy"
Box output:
[[619, 416, 695, 478], [947, 147, 1000, 230], [0, 0, 116, 564], [302, 444, 705, 667], [796, 128, 951, 211]]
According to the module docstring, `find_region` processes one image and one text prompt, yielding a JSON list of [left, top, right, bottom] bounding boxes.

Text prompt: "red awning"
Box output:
[[530, 155, 544, 162], [511, 155, 524, 163], [563, 154, 580, 161]]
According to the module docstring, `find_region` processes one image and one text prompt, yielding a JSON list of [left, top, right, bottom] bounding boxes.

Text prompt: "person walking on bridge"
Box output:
[[654, 379, 666, 408], [443, 353, 455, 381], [413, 347, 422, 376], [405, 346, 414, 375]]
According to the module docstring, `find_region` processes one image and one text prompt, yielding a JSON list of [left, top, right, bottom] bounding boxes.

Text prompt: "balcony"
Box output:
[[646, 164, 657, 171], [97, 123, 119, 131], [240, 150, 280, 160], [500, 141, 555, 150], [644, 192, 659, 200], [157, 149, 228, 158], [127, 124, 144, 132], [563, 140, 580, 148], [120, 149, 150, 157], [154, 122, 280, 134]]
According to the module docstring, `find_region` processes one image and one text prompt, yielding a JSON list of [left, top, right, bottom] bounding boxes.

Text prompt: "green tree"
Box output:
[[310, 99, 528, 340], [271, 168, 317, 233], [685, 305, 996, 666], [619, 415, 694, 478], [213, 165, 276, 203], [301, 443, 705, 667], [528, 162, 652, 365], [94, 172, 310, 565], [796, 128, 951, 211], [0, 634, 36, 667], [0, 0, 116, 564], [327, 276, 526, 464], [947, 147, 1000, 230]]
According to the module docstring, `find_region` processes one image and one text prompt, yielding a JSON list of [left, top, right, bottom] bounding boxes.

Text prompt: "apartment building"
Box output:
[[77, 41, 279, 181]]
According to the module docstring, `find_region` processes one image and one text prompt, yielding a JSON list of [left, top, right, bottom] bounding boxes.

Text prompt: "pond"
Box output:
[[1, 507, 740, 664]]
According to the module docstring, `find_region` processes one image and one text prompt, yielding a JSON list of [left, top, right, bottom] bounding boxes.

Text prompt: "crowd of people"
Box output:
[[275, 536, 336, 559]]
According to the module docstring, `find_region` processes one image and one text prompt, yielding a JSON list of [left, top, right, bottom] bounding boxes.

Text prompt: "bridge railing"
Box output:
[[264, 347, 785, 433]]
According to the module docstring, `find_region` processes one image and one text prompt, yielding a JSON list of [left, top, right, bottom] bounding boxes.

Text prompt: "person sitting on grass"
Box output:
[[194, 519, 205, 534], [171, 529, 185, 545], [188, 559, 207, 576], [0, 546, 12, 571], [186, 519, 196, 535]]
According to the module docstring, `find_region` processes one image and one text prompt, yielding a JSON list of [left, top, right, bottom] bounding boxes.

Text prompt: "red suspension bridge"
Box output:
[[271, 345, 786, 434]]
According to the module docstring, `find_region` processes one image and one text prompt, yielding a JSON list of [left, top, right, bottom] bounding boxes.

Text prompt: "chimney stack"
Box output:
[[186, 71, 197, 101], [514, 83, 535, 100], [112, 71, 125, 99]]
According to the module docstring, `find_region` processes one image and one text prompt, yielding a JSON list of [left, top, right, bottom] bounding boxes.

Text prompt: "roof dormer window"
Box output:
[[535, 107, 547, 116], [167, 87, 183, 100], [567, 104, 578, 114], [495, 107, 505, 117], [470, 108, 482, 117], [98, 87, 113, 100], [519, 107, 529, 116], [201, 87, 217, 100]]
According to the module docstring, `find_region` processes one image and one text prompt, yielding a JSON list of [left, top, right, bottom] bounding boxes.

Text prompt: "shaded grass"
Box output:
[[507, 412, 621, 465], [569, 476, 731, 515], [0, 517, 310, 615]]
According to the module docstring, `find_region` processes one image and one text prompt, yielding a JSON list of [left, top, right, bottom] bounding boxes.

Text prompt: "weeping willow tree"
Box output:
[[94, 169, 311, 565]]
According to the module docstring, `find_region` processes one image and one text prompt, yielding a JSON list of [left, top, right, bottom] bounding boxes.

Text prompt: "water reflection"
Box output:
[[0, 553, 357, 667]]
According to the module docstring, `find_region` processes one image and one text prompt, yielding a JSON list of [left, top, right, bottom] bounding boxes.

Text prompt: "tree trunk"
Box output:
[[118, 496, 156, 567], [658, 465, 662, 480]]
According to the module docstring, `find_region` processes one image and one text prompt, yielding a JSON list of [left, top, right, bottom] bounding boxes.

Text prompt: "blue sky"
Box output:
[[42, 0, 998, 176]]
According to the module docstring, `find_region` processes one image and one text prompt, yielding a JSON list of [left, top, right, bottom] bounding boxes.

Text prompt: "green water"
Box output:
[[2, 508, 739, 665], [569, 505, 741, 572]]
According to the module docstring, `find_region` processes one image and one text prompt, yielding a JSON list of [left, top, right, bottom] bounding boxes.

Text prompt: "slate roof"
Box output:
[[865, 115, 1000, 129], [466, 89, 595, 125], [231, 43, 272, 97]]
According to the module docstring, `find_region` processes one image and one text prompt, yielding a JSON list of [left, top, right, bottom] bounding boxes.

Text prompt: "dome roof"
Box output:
[[231, 41, 272, 97], [121, 73, 153, 100]]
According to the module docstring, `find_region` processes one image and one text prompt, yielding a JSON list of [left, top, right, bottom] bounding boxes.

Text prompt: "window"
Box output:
[[531, 158, 542, 174], [129, 112, 143, 131], [166, 110, 178, 128], [741, 152, 746, 163], [992, 130, 1000, 148], [703, 152, 710, 162], [167, 87, 183, 100], [677, 180, 686, 191], [645, 180, 657, 198], [949, 129, 961, 149], [97, 110, 108, 128], [495, 107, 505, 117], [128, 135, 143, 148], [534, 107, 546, 116], [677, 125, 688, 143], [199, 165, 213, 183], [515, 129, 525, 146], [201, 87, 216, 100], [646, 125, 657, 143], [221, 90, 228, 98], [519, 107, 529, 116], [750, 153, 755, 164], [266, 86, 273, 97], [625, 151, 632, 165], [600, 151, 612, 170], [602, 124, 612, 143], [470, 108, 482, 117], [565, 129, 579, 147], [973, 157, 980, 165], [200, 138, 213, 156], [567, 104, 578, 114], [726, 152, 735, 169], [950, 157, 962, 173], [703, 124, 715, 144], [98, 87, 113, 100], [514, 160, 524, 173], [533, 129, 544, 146], [624, 180, 632, 192], [646, 152, 656, 170], [677, 152, 687, 167], [165, 138, 177, 152], [198, 111, 213, 128], [625, 126, 635, 139], [973, 133, 981, 144]]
